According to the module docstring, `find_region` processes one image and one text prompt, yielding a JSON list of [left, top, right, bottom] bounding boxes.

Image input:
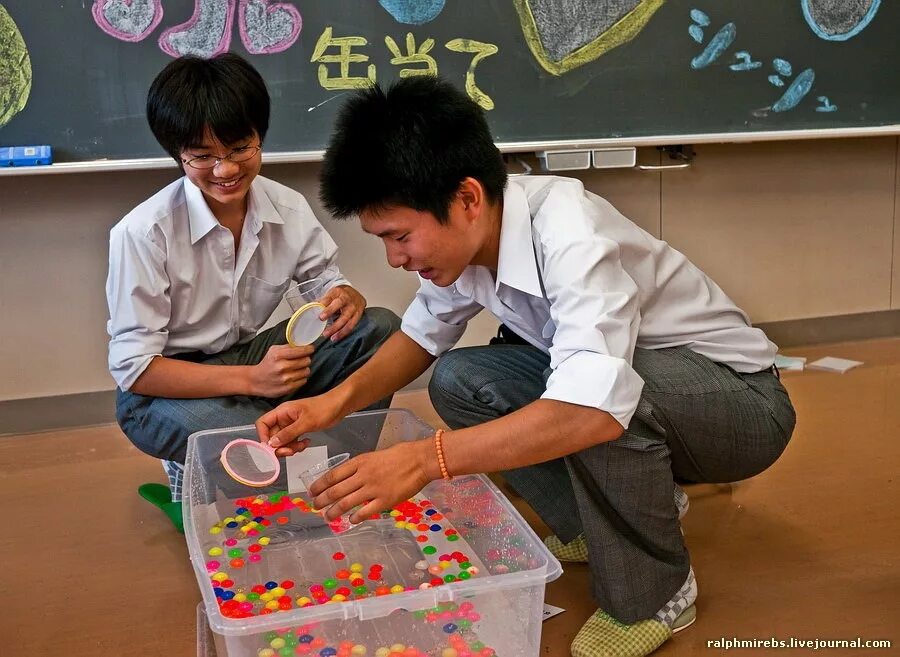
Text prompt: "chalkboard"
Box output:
[[1, 0, 898, 164]]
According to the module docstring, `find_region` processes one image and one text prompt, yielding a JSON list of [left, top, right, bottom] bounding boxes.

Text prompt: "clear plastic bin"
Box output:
[[185, 409, 562, 657]]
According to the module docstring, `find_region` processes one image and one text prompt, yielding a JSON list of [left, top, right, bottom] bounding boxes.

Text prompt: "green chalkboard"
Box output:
[[0, 0, 897, 164]]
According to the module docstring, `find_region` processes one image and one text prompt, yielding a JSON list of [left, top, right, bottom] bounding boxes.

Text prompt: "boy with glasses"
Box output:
[[106, 53, 399, 529]]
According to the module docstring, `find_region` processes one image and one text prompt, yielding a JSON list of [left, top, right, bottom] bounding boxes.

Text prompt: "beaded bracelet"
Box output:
[[433, 429, 452, 481]]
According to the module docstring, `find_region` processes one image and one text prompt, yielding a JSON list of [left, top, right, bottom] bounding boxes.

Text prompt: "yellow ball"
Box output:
[[331, 594, 347, 602], [394, 521, 406, 529], [270, 638, 286, 650], [389, 585, 404, 594], [258, 537, 271, 546], [297, 597, 312, 605], [442, 650, 458, 657], [404, 523, 417, 530], [211, 572, 228, 582], [208, 547, 223, 556], [258, 650, 276, 657], [351, 646, 367, 656], [439, 561, 451, 569], [350, 563, 363, 572], [209, 526, 222, 535], [389, 510, 401, 517], [265, 600, 279, 610], [376, 648, 390, 657], [234, 593, 247, 602], [271, 587, 286, 597], [260, 592, 274, 602], [389, 645, 405, 653]]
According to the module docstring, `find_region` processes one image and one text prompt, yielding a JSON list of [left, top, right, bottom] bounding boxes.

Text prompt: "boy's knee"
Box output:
[[429, 349, 477, 403], [361, 307, 401, 341]]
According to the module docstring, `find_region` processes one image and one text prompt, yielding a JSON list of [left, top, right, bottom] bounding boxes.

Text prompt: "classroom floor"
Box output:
[[1, 338, 898, 656]]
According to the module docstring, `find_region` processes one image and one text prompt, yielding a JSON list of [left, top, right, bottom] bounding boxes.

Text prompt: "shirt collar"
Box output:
[[495, 181, 544, 298], [184, 176, 284, 244]]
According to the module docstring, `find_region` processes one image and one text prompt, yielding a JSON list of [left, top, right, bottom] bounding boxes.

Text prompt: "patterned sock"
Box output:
[[654, 567, 698, 628], [162, 460, 184, 503], [674, 484, 689, 519]]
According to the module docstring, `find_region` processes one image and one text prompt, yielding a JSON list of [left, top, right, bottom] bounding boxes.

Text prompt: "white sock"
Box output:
[[654, 567, 698, 626], [162, 460, 184, 503]]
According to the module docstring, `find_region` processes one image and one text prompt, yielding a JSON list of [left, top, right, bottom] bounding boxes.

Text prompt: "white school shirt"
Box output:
[[401, 176, 777, 429], [106, 175, 350, 391]]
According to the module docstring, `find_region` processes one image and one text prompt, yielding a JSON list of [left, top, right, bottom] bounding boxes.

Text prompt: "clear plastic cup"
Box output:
[[285, 277, 325, 312], [298, 453, 353, 534]]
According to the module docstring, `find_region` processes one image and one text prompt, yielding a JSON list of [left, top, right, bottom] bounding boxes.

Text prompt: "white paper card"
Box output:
[[285, 446, 329, 493], [542, 604, 566, 621], [775, 355, 807, 371], [807, 356, 863, 373]]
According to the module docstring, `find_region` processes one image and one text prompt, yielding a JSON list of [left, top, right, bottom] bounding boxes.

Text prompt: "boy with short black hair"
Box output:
[[257, 76, 795, 657], [107, 53, 399, 528]]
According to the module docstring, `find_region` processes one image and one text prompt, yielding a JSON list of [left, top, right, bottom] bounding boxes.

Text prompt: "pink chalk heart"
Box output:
[[239, 0, 302, 54]]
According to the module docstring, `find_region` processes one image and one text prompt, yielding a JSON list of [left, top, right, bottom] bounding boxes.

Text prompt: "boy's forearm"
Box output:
[[129, 356, 252, 398], [333, 331, 436, 415]]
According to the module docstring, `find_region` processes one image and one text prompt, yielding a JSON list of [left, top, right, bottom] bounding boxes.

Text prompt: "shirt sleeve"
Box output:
[[292, 197, 351, 291], [400, 280, 484, 357], [106, 225, 171, 391], [537, 210, 646, 429]]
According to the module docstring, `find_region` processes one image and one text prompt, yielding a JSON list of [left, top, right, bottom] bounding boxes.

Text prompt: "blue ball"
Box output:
[[221, 590, 235, 600], [430, 524, 441, 531], [442, 623, 458, 634], [265, 581, 278, 589], [320, 649, 337, 657], [298, 635, 314, 644]]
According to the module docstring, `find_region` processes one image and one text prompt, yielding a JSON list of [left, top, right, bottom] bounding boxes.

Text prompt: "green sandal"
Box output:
[[138, 483, 184, 533], [571, 604, 695, 657]]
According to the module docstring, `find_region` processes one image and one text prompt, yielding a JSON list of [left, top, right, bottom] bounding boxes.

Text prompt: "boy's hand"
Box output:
[[255, 394, 345, 457], [320, 285, 366, 342], [247, 344, 314, 398]]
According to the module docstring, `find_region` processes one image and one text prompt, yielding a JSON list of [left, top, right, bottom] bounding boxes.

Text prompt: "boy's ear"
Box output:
[[457, 177, 485, 215]]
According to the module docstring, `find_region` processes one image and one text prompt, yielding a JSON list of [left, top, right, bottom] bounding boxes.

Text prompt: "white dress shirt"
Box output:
[[107, 175, 350, 391], [401, 176, 777, 429]]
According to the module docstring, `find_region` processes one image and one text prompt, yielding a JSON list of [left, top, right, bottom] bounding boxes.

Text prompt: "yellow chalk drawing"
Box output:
[[445, 38, 499, 111], [514, 0, 665, 76], [311, 27, 376, 90], [0, 4, 32, 127], [386, 33, 438, 78]]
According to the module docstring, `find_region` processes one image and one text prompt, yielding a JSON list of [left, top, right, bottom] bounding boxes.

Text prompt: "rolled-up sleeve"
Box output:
[[538, 226, 645, 429], [106, 225, 171, 390], [401, 281, 483, 356]]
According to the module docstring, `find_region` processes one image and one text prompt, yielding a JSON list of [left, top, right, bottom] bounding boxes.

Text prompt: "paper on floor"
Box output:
[[775, 355, 807, 371], [807, 356, 864, 373], [543, 604, 566, 621]]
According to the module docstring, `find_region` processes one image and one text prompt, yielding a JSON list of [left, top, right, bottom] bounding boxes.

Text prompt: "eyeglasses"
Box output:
[[181, 145, 261, 170]]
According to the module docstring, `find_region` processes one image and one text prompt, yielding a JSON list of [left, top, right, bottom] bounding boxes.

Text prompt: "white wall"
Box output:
[[1, 137, 898, 402]]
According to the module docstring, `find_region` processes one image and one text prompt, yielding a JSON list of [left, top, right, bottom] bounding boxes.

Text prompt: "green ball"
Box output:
[[423, 546, 437, 555], [0, 5, 32, 127]]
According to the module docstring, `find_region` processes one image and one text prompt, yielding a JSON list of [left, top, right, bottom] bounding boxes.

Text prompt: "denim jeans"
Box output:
[[428, 343, 796, 623], [116, 307, 400, 464]]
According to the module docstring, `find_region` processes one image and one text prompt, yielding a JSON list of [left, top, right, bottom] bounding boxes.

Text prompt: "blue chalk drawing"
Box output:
[[378, 0, 445, 26], [689, 9, 709, 43], [690, 22, 736, 69], [801, 0, 881, 41], [816, 96, 838, 112], [768, 62, 816, 112], [730, 51, 761, 71]]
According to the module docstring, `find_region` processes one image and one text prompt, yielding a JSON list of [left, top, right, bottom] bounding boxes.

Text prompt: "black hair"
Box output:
[[319, 76, 507, 223], [146, 52, 270, 162]]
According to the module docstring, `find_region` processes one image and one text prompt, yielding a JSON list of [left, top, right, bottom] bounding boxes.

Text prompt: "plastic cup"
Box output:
[[285, 277, 325, 312], [298, 453, 353, 534]]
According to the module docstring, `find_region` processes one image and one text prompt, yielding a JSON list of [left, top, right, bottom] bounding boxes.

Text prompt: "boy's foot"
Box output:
[[570, 604, 696, 657], [544, 533, 589, 563], [545, 486, 690, 563], [138, 482, 184, 533]]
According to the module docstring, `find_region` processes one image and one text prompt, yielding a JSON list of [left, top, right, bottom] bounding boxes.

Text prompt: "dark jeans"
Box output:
[[428, 344, 796, 623], [116, 307, 400, 464]]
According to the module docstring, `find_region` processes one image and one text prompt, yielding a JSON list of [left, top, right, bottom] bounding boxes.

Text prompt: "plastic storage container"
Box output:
[[185, 409, 562, 657]]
